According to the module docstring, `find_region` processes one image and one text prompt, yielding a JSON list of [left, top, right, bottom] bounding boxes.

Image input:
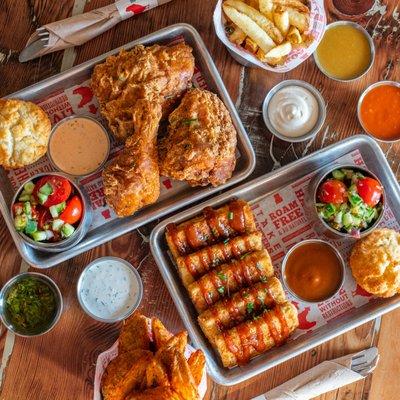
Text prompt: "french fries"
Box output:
[[222, 0, 312, 66], [101, 312, 205, 400]]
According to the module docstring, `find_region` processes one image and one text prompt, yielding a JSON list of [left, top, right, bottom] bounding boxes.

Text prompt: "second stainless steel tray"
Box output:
[[0, 23, 255, 268], [150, 135, 400, 385]]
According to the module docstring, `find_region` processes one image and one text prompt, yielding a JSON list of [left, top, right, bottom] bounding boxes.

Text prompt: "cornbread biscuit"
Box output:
[[350, 228, 400, 298], [0, 99, 51, 169]]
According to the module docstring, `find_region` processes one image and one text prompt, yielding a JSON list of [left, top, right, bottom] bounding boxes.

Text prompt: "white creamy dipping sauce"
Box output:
[[79, 258, 141, 321], [267, 85, 319, 138]]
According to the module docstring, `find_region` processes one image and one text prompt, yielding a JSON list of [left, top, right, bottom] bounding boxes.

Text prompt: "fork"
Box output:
[[36, 27, 50, 47], [350, 347, 379, 377]]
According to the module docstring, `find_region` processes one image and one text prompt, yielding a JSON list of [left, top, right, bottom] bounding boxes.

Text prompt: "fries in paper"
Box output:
[[101, 312, 205, 400], [223, 0, 312, 66]]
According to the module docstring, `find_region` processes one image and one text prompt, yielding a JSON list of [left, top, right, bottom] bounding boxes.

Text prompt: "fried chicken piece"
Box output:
[[159, 88, 237, 187], [102, 100, 162, 217], [91, 43, 195, 142]]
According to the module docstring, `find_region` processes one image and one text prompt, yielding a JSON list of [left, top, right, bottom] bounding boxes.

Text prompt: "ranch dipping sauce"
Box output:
[[267, 85, 319, 138], [77, 257, 143, 322], [49, 116, 110, 176]]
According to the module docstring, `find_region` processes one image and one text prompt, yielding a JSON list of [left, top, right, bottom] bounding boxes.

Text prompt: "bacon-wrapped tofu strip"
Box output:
[[198, 277, 285, 345], [188, 250, 274, 313], [176, 232, 263, 288], [214, 302, 299, 368], [166, 199, 256, 259]]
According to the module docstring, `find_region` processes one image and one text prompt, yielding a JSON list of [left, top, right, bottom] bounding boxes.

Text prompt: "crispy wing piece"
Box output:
[[176, 231, 263, 287], [159, 88, 237, 187], [187, 350, 206, 387], [101, 349, 152, 400], [214, 302, 299, 368], [188, 249, 274, 313], [152, 317, 173, 350], [166, 199, 257, 259], [143, 357, 170, 389], [91, 43, 195, 141], [103, 100, 162, 217], [119, 311, 152, 353], [198, 277, 286, 344]]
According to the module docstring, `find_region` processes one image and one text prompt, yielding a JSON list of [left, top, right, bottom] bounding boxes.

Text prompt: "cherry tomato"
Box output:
[[12, 202, 24, 216], [318, 179, 348, 204], [60, 196, 83, 225], [356, 177, 383, 207], [33, 176, 72, 207], [37, 208, 52, 230]]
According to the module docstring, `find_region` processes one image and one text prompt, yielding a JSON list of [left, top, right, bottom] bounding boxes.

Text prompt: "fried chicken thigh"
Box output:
[[91, 43, 195, 142], [159, 88, 237, 187], [102, 100, 162, 217]]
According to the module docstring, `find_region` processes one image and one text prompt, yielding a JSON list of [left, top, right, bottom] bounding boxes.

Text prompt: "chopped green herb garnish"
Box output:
[[260, 276, 267, 283], [228, 212, 234, 220], [217, 286, 225, 295], [242, 292, 249, 298], [217, 272, 227, 281], [223, 238, 229, 245], [181, 118, 199, 126], [240, 253, 248, 260], [246, 302, 254, 314], [258, 296, 265, 305], [256, 261, 263, 270]]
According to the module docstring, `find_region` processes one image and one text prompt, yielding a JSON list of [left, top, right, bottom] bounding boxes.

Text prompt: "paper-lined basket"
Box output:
[[213, 0, 326, 71], [93, 341, 207, 400]]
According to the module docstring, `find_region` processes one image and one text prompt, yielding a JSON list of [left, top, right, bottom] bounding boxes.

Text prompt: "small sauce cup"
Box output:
[[48, 115, 110, 178], [0, 272, 63, 337], [77, 257, 143, 323], [262, 80, 326, 143], [281, 239, 345, 303], [313, 21, 375, 82]]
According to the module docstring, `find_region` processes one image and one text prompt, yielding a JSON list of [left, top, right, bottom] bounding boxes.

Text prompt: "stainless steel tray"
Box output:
[[150, 135, 400, 385], [0, 23, 255, 268]]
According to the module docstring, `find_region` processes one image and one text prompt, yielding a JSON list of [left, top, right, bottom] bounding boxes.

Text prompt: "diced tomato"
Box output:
[[33, 176, 72, 207], [60, 196, 83, 225], [318, 179, 348, 204], [12, 202, 24, 216], [37, 207, 52, 230], [356, 177, 383, 207]]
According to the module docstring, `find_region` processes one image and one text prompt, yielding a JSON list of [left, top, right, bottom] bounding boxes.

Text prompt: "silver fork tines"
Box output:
[[350, 347, 379, 377], [36, 27, 50, 46]]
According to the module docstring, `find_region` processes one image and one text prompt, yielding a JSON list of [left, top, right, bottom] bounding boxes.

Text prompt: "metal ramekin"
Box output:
[[281, 239, 345, 304], [47, 115, 111, 178], [262, 80, 326, 143], [305, 164, 385, 240], [0, 272, 63, 337], [76, 257, 143, 323], [10, 172, 92, 253], [313, 21, 375, 82], [357, 80, 400, 143]]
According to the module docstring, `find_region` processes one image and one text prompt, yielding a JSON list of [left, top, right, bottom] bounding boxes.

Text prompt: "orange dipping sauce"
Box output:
[[283, 241, 343, 302], [360, 84, 400, 141]]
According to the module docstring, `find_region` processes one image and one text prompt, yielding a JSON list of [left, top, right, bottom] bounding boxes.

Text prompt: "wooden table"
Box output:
[[0, 1, 399, 399]]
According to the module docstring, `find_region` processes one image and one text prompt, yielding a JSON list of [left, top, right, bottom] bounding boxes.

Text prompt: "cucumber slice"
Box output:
[[334, 211, 343, 225], [342, 169, 354, 179], [23, 181, 35, 194], [39, 183, 53, 196], [31, 231, 47, 242], [61, 223, 75, 238], [52, 219, 64, 232], [49, 202, 66, 218], [45, 230, 54, 240], [322, 204, 336, 218], [349, 193, 362, 207], [25, 219, 38, 235], [18, 193, 31, 202], [342, 212, 353, 227], [14, 214, 27, 231], [23, 202, 32, 216], [332, 169, 345, 180], [37, 192, 48, 205]]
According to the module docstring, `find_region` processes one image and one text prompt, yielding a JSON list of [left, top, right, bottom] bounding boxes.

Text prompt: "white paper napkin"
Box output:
[[252, 348, 379, 400]]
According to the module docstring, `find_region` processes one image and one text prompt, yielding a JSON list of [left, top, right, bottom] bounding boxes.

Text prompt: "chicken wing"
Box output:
[[159, 88, 237, 187], [102, 99, 162, 217], [91, 43, 195, 142]]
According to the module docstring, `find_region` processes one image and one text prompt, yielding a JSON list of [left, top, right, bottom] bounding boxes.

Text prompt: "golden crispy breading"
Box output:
[[101, 349, 152, 400], [159, 88, 237, 187], [350, 228, 400, 298], [91, 43, 195, 142], [0, 99, 51, 169], [187, 350, 205, 387], [119, 311, 152, 353], [126, 387, 182, 400], [152, 318, 173, 350], [102, 100, 161, 217]]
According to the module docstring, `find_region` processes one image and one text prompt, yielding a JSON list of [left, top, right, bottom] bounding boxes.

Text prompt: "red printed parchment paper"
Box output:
[[6, 36, 209, 231], [93, 341, 207, 400], [251, 149, 400, 337]]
